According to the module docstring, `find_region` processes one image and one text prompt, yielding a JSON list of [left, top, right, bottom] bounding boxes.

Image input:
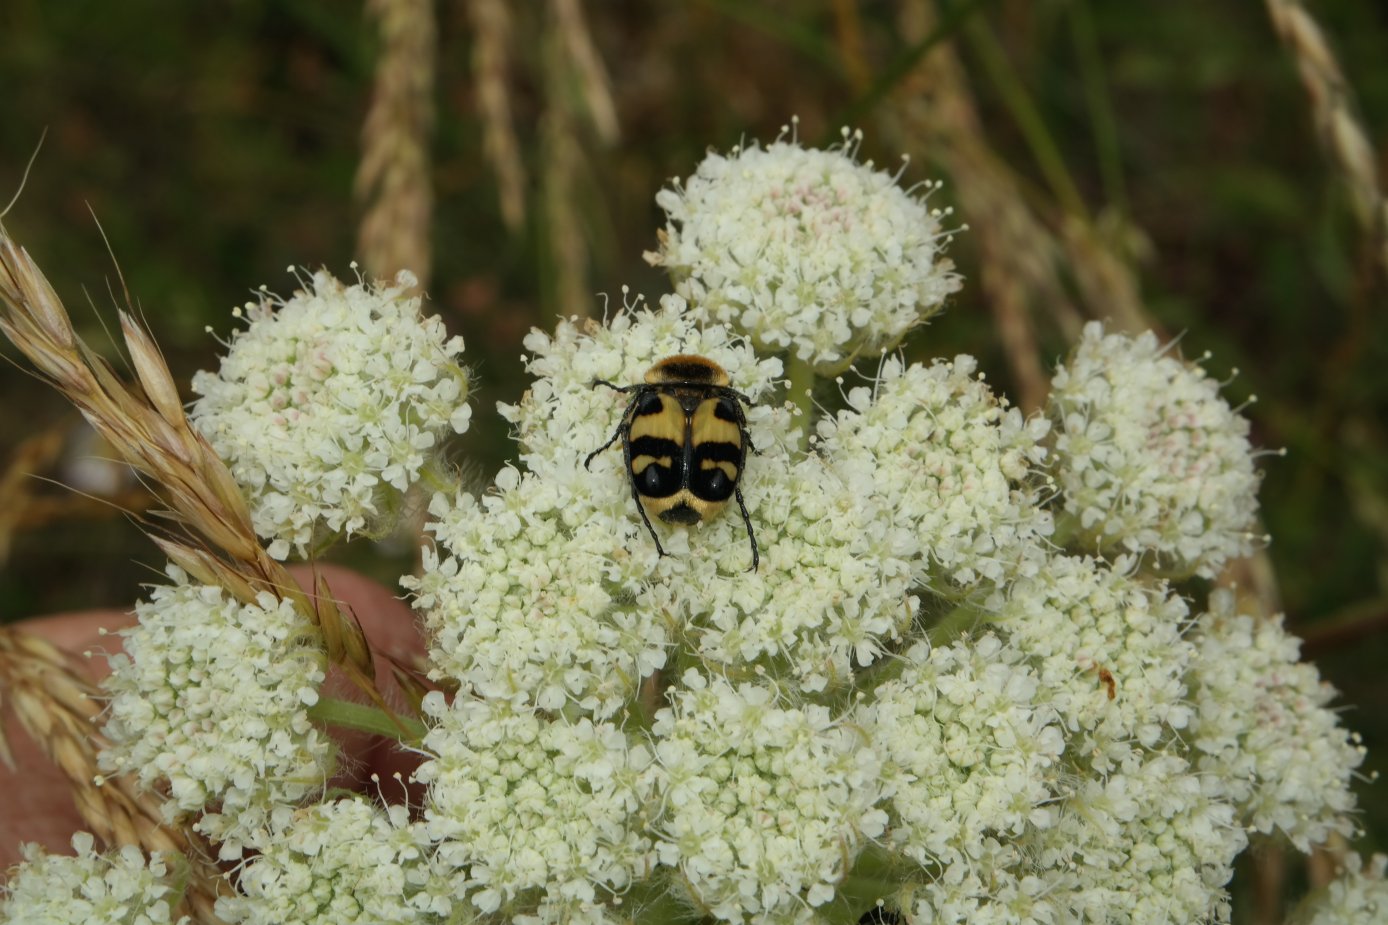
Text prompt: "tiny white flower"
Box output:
[[191, 268, 470, 559], [996, 555, 1196, 772], [1189, 589, 1364, 850], [216, 799, 451, 925], [871, 635, 1064, 870], [650, 128, 961, 372], [816, 354, 1053, 594], [418, 696, 655, 919], [1047, 322, 1262, 578], [646, 675, 886, 923], [0, 834, 190, 925], [1289, 853, 1388, 925], [100, 566, 335, 855]]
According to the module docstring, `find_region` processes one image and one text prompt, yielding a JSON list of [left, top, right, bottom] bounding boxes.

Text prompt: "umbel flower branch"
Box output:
[[0, 127, 1383, 925]]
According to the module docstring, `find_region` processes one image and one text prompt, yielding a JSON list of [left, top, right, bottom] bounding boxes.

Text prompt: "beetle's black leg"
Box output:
[[633, 491, 667, 558], [734, 484, 758, 572], [584, 423, 627, 470], [591, 379, 637, 393], [717, 386, 760, 456], [585, 380, 642, 469]]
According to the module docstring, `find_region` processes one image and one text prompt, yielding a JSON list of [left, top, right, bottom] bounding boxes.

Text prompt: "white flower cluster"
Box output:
[[649, 129, 961, 372], [407, 301, 1049, 919], [417, 695, 654, 924], [100, 567, 336, 856], [1290, 853, 1388, 925], [1048, 321, 1261, 578], [191, 268, 471, 560], [1189, 589, 1364, 850], [217, 799, 452, 925], [1025, 752, 1242, 924], [877, 556, 1245, 925], [400, 293, 1370, 923], [870, 635, 1064, 870], [815, 354, 1053, 594], [999, 555, 1195, 770], [0, 834, 189, 925], [649, 673, 887, 923]]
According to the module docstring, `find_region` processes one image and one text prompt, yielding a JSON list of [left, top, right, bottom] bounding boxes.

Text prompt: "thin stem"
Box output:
[[786, 353, 817, 451], [308, 696, 428, 743], [704, 0, 840, 71], [1049, 510, 1081, 550], [1069, 0, 1128, 216], [927, 601, 987, 646], [819, 844, 920, 924], [963, 13, 1089, 219], [831, 0, 994, 134], [419, 457, 460, 496]]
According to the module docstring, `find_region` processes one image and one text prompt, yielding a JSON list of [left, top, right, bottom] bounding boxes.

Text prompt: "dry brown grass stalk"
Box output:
[[889, 1, 1069, 411], [357, 0, 436, 287], [1265, 0, 1388, 282], [542, 16, 592, 321], [467, 0, 527, 232], [1058, 216, 1153, 338], [0, 430, 63, 565], [893, 2, 1160, 346], [0, 628, 228, 923], [831, 0, 872, 94], [0, 224, 386, 712], [551, 0, 620, 146]]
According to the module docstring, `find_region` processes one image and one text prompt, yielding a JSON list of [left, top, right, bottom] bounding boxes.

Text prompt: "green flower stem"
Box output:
[[1050, 510, 1081, 550], [307, 696, 428, 742], [1069, 0, 1128, 215], [819, 845, 914, 924], [965, 13, 1088, 220], [627, 873, 706, 925], [786, 353, 817, 450], [928, 601, 988, 646], [419, 458, 460, 496]]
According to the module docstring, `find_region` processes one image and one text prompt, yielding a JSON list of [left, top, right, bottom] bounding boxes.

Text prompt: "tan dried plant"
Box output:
[[0, 224, 387, 715], [357, 0, 437, 287], [1265, 0, 1388, 283], [888, 0, 1078, 412], [889, 0, 1154, 391], [0, 628, 228, 923], [467, 0, 527, 232], [551, 0, 619, 147]]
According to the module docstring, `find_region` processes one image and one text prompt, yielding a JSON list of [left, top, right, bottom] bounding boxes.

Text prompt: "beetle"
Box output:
[[584, 354, 758, 571]]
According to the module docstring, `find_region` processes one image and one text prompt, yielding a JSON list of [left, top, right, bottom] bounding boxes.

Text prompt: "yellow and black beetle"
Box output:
[[585, 354, 759, 571]]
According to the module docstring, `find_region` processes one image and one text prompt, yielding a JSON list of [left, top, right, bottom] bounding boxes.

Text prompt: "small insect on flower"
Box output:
[[585, 354, 759, 571]]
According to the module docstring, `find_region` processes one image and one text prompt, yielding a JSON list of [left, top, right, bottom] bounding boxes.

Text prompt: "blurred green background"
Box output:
[[1, 1, 1386, 917]]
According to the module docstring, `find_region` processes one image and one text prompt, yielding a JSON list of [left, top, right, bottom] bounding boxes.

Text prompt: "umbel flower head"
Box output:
[[1289, 853, 1388, 925], [648, 125, 961, 373], [216, 799, 452, 925], [1189, 589, 1365, 851], [0, 834, 189, 925], [99, 567, 336, 857], [191, 267, 471, 560], [1047, 321, 1263, 578]]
